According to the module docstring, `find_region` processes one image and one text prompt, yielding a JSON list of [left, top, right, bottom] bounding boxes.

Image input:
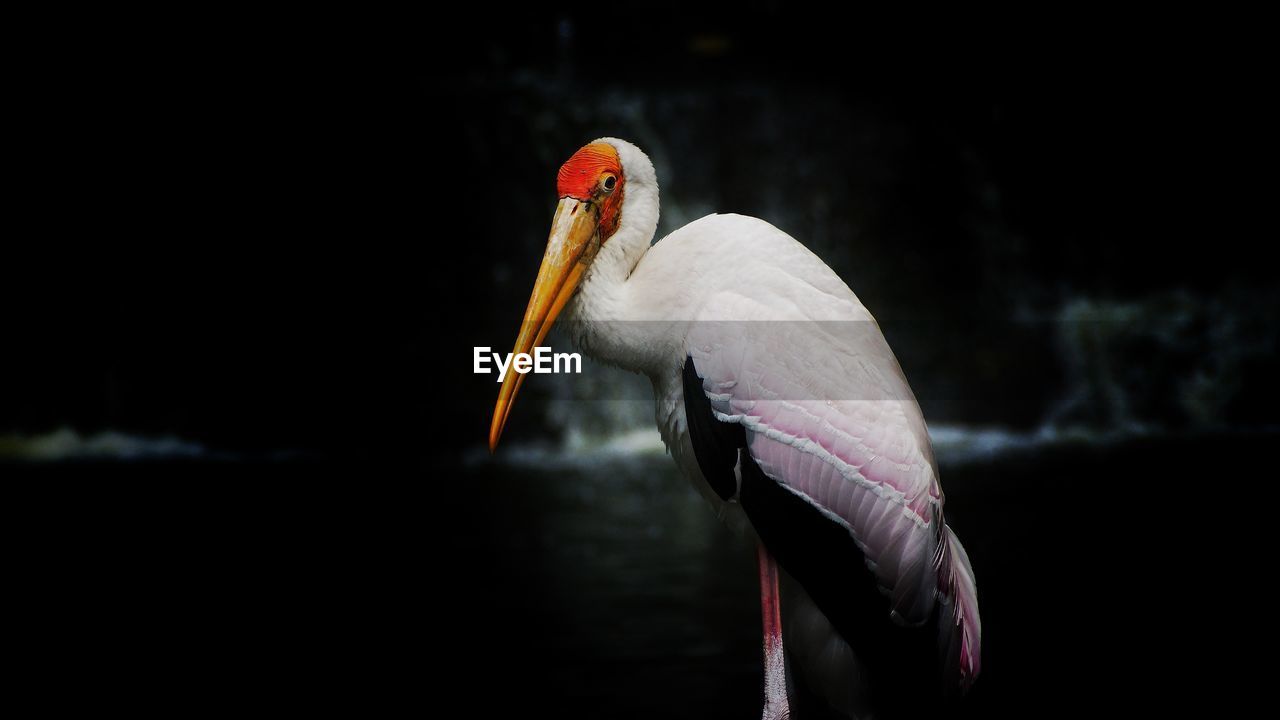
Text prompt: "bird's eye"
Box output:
[[601, 174, 617, 193]]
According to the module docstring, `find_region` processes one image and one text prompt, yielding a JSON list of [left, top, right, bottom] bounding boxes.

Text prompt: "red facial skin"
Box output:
[[556, 142, 625, 241]]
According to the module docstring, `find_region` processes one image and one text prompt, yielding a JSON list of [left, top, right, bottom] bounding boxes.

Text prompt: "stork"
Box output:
[[489, 138, 981, 719]]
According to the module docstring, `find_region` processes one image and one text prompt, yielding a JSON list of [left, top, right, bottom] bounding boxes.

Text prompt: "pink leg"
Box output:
[[758, 543, 790, 720]]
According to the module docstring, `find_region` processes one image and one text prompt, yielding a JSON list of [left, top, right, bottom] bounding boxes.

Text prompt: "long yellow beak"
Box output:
[[489, 197, 602, 451]]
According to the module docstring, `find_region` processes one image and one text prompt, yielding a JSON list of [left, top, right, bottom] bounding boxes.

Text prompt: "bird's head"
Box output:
[[488, 139, 651, 452]]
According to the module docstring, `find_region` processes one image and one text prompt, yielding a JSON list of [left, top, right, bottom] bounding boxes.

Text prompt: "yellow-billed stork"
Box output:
[[489, 138, 981, 719]]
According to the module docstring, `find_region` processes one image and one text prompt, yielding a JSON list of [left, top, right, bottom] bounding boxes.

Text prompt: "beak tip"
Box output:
[[487, 416, 505, 454]]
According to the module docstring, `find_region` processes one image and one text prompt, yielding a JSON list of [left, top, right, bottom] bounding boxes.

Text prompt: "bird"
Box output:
[[488, 138, 981, 719]]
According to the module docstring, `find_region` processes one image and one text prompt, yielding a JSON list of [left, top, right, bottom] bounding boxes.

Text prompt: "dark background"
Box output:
[[5, 10, 1275, 717]]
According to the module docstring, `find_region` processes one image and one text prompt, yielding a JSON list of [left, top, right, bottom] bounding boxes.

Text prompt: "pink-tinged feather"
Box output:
[[938, 525, 982, 689], [853, 486, 878, 540], [834, 472, 853, 522]]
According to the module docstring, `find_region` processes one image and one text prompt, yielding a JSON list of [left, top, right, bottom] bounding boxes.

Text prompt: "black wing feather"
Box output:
[[681, 356, 745, 502]]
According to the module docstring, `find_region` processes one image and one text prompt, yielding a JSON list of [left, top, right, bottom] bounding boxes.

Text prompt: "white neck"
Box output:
[[561, 138, 667, 375]]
